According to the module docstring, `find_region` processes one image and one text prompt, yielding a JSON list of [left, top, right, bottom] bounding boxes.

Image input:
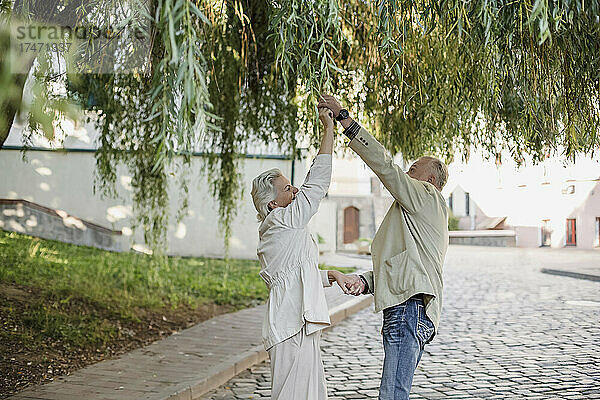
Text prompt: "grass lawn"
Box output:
[[0, 230, 354, 396]]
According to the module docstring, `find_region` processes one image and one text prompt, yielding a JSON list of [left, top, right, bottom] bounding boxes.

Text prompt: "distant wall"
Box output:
[[0, 199, 123, 251], [309, 200, 337, 254], [0, 148, 305, 259], [449, 230, 516, 247], [514, 226, 540, 248], [571, 182, 600, 249]]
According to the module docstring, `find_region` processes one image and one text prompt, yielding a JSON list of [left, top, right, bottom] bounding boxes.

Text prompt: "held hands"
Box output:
[[318, 107, 334, 130], [344, 274, 366, 296], [328, 271, 365, 296], [317, 94, 343, 119], [317, 107, 334, 154]]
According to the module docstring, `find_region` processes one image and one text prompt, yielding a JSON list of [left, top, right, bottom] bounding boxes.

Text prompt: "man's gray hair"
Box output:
[[420, 156, 448, 190], [251, 168, 282, 221]]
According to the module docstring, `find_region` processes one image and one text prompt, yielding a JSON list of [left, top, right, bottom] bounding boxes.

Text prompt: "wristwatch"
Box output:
[[336, 108, 350, 121]]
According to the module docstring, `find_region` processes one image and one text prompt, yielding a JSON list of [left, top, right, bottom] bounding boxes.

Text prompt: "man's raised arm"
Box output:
[[317, 95, 434, 214]]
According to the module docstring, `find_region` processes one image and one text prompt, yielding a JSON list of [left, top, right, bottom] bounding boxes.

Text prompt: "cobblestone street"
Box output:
[[201, 246, 600, 399]]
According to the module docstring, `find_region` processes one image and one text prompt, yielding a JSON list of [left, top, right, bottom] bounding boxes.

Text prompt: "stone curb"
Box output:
[[163, 295, 374, 400], [541, 268, 600, 282]]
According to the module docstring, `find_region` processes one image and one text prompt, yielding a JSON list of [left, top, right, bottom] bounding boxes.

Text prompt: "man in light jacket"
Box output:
[[318, 94, 449, 400]]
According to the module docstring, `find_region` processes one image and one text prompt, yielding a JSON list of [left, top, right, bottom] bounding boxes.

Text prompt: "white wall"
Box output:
[[514, 226, 540, 248], [328, 151, 408, 197], [329, 155, 373, 196], [308, 200, 337, 254], [564, 181, 600, 249], [448, 185, 481, 230], [450, 185, 468, 218], [0, 148, 306, 259]]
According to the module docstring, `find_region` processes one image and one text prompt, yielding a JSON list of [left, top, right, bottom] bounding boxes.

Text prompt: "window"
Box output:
[[566, 219, 577, 246], [448, 194, 453, 212], [595, 217, 600, 247], [541, 220, 551, 247], [465, 192, 470, 216]]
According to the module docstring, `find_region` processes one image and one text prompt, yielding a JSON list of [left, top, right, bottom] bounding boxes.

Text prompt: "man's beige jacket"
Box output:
[[350, 127, 449, 334]]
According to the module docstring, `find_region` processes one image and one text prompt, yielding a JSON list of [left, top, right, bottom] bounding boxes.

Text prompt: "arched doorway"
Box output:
[[344, 206, 360, 244]]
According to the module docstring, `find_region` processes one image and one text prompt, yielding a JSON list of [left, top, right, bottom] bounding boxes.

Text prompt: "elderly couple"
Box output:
[[251, 94, 449, 400]]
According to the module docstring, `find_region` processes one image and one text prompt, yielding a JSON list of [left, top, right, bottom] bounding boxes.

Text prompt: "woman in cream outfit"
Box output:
[[251, 108, 351, 399]]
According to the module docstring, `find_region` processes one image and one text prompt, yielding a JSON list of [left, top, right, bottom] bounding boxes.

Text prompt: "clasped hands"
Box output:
[[327, 270, 366, 296], [317, 94, 344, 129], [318, 106, 335, 130]]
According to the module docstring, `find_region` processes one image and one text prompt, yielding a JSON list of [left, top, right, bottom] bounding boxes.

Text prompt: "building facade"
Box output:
[[444, 152, 600, 250]]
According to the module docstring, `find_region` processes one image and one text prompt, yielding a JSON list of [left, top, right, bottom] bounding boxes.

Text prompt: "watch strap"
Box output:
[[343, 121, 361, 141]]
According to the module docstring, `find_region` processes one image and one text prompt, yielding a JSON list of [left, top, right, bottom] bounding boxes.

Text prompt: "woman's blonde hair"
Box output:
[[251, 168, 282, 221]]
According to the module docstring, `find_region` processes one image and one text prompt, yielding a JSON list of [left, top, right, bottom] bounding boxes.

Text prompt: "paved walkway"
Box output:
[[201, 246, 600, 399], [9, 255, 373, 400]]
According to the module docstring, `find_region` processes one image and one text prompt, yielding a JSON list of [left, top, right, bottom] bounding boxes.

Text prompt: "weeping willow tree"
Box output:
[[0, 0, 599, 252], [63, 1, 301, 249]]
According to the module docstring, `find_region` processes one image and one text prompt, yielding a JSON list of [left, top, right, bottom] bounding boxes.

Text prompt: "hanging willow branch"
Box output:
[[352, 0, 600, 161], [1, 0, 599, 254]]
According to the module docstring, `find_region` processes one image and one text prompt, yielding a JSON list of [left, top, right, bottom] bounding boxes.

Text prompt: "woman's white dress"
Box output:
[[256, 154, 332, 400]]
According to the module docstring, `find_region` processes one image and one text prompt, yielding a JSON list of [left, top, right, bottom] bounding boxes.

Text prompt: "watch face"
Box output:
[[337, 109, 349, 121]]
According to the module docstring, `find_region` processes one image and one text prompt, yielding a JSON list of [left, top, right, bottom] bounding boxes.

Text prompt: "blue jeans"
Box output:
[[379, 295, 435, 400]]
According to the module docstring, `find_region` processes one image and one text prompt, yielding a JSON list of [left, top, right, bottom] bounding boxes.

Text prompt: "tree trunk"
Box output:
[[0, 0, 82, 149], [0, 69, 32, 150]]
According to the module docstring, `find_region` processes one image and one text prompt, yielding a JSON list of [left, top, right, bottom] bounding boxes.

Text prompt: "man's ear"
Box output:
[[428, 175, 442, 191], [268, 200, 277, 211]]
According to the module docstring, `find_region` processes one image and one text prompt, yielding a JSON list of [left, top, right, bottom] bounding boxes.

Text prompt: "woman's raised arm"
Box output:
[[278, 108, 335, 228]]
